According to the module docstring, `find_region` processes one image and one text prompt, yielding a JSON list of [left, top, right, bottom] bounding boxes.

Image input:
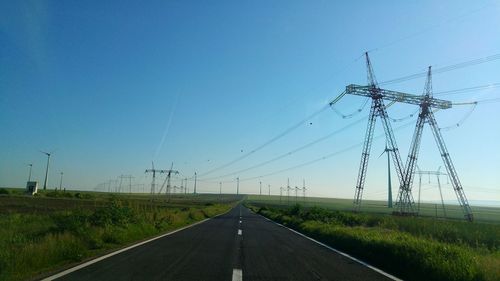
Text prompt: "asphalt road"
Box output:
[[54, 204, 393, 281]]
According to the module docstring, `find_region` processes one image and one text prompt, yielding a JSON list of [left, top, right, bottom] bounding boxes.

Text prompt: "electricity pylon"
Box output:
[[145, 161, 168, 195], [415, 166, 448, 217], [157, 163, 179, 201], [119, 175, 134, 194], [401, 67, 472, 221], [330, 52, 406, 212], [331, 53, 473, 221]]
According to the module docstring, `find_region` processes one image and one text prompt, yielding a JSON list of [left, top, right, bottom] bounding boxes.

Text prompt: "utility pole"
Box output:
[[219, 182, 222, 202], [59, 172, 63, 190], [259, 181, 262, 196], [236, 177, 239, 195], [194, 172, 197, 194], [145, 162, 168, 196], [118, 175, 123, 193], [40, 151, 52, 190], [268, 184, 270, 196], [302, 179, 307, 204], [27, 164, 33, 182], [287, 178, 291, 205]]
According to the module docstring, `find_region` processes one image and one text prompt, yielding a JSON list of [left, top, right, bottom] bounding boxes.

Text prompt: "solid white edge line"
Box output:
[[232, 268, 243, 281], [42, 206, 235, 281], [257, 213, 403, 281]]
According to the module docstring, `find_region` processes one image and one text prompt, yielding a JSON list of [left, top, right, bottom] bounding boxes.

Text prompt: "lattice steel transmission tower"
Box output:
[[330, 52, 406, 212], [330, 53, 473, 221], [415, 166, 448, 217], [145, 162, 168, 195]]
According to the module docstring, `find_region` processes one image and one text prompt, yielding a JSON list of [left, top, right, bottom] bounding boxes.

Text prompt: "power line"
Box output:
[[367, 2, 495, 54], [238, 120, 415, 182], [434, 83, 500, 97], [199, 116, 367, 181], [196, 104, 331, 177], [379, 53, 500, 86]]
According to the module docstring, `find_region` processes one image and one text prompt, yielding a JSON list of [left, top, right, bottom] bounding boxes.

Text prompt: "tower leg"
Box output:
[[427, 111, 473, 221], [353, 99, 377, 211]]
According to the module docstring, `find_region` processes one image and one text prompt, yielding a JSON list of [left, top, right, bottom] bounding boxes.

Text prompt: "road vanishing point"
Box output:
[[45, 204, 398, 281]]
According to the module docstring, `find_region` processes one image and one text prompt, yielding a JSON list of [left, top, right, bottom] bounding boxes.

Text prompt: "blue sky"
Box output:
[[1, 0, 499, 204]]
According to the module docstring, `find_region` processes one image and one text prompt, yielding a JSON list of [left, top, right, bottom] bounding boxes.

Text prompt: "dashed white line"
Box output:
[[239, 220, 242, 224], [238, 229, 242, 235], [232, 268, 243, 281]]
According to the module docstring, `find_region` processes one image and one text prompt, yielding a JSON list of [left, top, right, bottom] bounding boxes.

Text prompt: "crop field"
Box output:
[[246, 195, 500, 223], [0, 188, 240, 281], [247, 203, 500, 281]]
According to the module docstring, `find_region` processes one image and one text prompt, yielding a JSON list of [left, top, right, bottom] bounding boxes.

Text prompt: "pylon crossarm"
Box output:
[[329, 90, 347, 106], [346, 84, 452, 109]]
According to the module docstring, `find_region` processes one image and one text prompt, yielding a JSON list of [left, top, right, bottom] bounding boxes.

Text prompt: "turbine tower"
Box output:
[[378, 144, 394, 208], [40, 151, 52, 190]]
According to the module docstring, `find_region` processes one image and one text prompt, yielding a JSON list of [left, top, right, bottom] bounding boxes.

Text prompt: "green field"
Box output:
[[245, 200, 500, 281], [246, 194, 500, 223], [0, 188, 240, 281]]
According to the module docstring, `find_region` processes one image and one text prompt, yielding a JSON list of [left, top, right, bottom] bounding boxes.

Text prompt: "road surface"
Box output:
[[53, 204, 393, 281]]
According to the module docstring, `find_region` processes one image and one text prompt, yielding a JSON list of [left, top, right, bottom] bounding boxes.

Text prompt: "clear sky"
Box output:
[[1, 0, 499, 204]]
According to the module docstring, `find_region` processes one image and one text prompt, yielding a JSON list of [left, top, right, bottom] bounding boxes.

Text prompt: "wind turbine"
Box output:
[[378, 144, 394, 208], [27, 163, 33, 182], [40, 150, 52, 190]]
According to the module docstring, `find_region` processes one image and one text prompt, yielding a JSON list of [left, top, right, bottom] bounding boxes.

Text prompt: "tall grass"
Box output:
[[0, 198, 231, 281], [253, 204, 500, 281]]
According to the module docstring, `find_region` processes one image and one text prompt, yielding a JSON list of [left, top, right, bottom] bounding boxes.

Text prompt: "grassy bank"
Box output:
[[249, 204, 499, 281], [246, 195, 500, 223], [0, 191, 237, 281]]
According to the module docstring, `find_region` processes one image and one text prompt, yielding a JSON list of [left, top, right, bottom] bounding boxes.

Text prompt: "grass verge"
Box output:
[[0, 194, 235, 281]]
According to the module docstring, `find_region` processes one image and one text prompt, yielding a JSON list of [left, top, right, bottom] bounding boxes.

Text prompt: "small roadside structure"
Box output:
[[26, 181, 38, 195]]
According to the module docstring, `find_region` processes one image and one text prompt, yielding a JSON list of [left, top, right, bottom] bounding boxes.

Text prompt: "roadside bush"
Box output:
[[0, 188, 9, 195]]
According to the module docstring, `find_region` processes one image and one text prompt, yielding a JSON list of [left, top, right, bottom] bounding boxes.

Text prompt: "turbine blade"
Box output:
[[377, 150, 386, 159]]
